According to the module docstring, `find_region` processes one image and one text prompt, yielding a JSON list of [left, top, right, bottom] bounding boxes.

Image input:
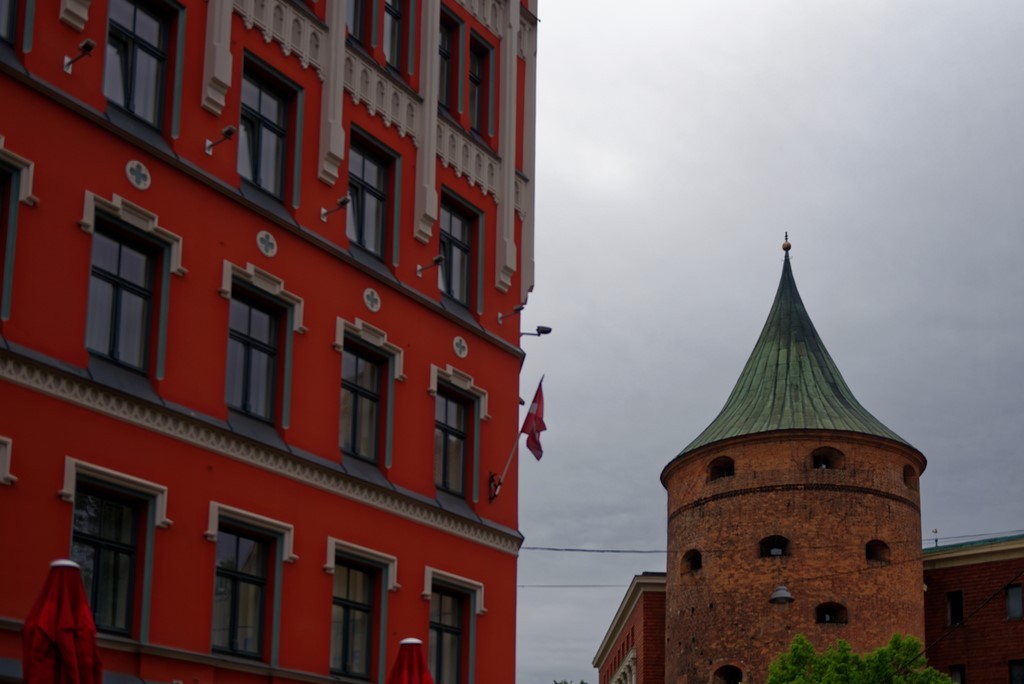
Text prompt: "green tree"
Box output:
[[767, 634, 951, 684]]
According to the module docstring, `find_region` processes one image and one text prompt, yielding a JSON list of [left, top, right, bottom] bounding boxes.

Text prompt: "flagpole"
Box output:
[[489, 375, 544, 502]]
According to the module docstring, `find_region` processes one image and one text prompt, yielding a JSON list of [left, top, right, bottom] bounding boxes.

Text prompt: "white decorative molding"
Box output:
[[0, 136, 39, 206], [0, 354, 521, 555], [234, 0, 326, 79], [201, 0, 235, 115], [206, 501, 299, 561], [436, 117, 498, 201], [256, 230, 278, 257], [0, 436, 15, 485], [125, 160, 152, 190], [343, 50, 420, 146], [493, 0, 519, 293], [219, 261, 307, 333], [362, 287, 381, 312], [413, 0, 441, 243], [428, 364, 489, 421], [318, 0, 347, 184], [59, 0, 91, 31], [518, 12, 538, 303], [78, 192, 187, 276], [58, 457, 172, 527], [324, 537, 400, 590], [334, 317, 406, 380], [422, 566, 486, 614], [453, 0, 503, 37], [610, 650, 637, 684]]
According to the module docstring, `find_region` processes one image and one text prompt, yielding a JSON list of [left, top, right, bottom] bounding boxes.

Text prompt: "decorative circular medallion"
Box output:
[[125, 160, 151, 190], [256, 230, 278, 257], [363, 288, 381, 312], [453, 336, 469, 359]]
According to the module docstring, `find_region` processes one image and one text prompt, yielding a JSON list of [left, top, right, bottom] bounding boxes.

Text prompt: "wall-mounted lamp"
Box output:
[[321, 195, 351, 223], [769, 585, 794, 604], [497, 305, 525, 325], [416, 254, 444, 278], [521, 325, 553, 338], [63, 39, 97, 74], [204, 125, 237, 156]]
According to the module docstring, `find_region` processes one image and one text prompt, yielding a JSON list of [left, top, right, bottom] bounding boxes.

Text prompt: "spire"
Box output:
[[679, 239, 908, 455]]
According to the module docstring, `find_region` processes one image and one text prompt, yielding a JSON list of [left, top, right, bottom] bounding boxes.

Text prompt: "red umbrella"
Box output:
[[388, 637, 434, 684], [22, 559, 103, 684]]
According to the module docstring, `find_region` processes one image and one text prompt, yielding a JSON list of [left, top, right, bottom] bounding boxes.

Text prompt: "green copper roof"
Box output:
[[680, 251, 909, 455]]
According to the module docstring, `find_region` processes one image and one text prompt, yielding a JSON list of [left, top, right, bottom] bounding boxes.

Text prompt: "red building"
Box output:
[[0, 0, 539, 682], [923, 534, 1024, 683], [592, 574, 665, 684]]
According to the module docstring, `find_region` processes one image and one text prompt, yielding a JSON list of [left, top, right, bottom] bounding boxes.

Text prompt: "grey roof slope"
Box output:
[[680, 250, 909, 455]]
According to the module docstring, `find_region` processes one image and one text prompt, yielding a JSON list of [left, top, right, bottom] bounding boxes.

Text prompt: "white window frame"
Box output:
[[59, 456, 172, 527], [0, 436, 15, 485]]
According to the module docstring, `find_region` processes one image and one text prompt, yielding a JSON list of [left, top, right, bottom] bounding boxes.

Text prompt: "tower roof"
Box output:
[[680, 245, 909, 455]]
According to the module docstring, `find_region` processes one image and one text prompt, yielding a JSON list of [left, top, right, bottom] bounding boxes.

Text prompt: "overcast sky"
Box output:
[[513, 1, 1024, 681]]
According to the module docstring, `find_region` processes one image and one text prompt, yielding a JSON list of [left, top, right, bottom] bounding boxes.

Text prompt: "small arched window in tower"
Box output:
[[759, 535, 791, 558], [708, 457, 735, 481], [865, 539, 890, 563], [683, 549, 702, 573], [712, 665, 744, 684], [811, 447, 844, 470], [816, 602, 848, 624], [903, 465, 919, 490]]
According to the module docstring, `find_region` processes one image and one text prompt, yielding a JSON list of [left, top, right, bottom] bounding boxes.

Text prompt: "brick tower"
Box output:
[[661, 239, 927, 683]]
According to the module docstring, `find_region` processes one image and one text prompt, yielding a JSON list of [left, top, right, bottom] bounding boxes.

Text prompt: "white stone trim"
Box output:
[[324, 537, 400, 590], [58, 457, 172, 527], [436, 118, 499, 201], [344, 48, 420, 148], [518, 13, 538, 303], [423, 566, 486, 614], [78, 192, 187, 276], [59, 0, 91, 31], [453, 0, 503, 37], [0, 436, 15, 485], [0, 136, 38, 206], [318, 0, 347, 185], [0, 355, 520, 554], [493, 0, 519, 293], [610, 649, 637, 684], [205, 501, 298, 562], [334, 317, 405, 380], [428, 364, 489, 420], [219, 261, 307, 333], [413, 0, 441, 243], [201, 0, 234, 115], [233, 0, 326, 79]]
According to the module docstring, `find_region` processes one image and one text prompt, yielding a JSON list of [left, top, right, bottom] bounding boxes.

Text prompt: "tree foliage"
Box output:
[[767, 634, 951, 684]]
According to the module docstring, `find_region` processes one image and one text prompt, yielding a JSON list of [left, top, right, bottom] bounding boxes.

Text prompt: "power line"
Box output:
[[522, 546, 665, 554]]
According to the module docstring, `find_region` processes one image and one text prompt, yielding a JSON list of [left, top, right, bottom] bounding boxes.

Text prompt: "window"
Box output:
[[1008, 584, 1023, 620], [949, 665, 965, 684], [103, 0, 168, 127], [759, 535, 790, 558], [708, 456, 734, 481], [345, 0, 364, 43], [70, 486, 140, 634], [438, 17, 456, 111], [340, 346, 382, 462], [383, 0, 402, 70], [683, 549, 702, 573], [903, 464, 919, 490], [85, 229, 155, 371], [815, 602, 847, 624], [468, 42, 489, 134], [812, 447, 843, 470], [429, 589, 463, 684], [865, 539, 890, 563], [212, 528, 267, 658], [226, 293, 279, 421], [1011, 661, 1024, 684], [947, 590, 964, 626], [330, 562, 374, 678], [438, 202, 472, 304], [347, 143, 387, 257], [238, 69, 287, 198], [0, 0, 15, 45], [434, 391, 468, 495]]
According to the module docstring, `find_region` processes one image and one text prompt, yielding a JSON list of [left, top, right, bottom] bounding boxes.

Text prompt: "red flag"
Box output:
[[520, 379, 546, 460]]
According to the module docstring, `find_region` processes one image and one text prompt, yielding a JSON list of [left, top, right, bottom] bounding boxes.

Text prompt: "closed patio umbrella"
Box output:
[[22, 559, 102, 684], [388, 637, 434, 684]]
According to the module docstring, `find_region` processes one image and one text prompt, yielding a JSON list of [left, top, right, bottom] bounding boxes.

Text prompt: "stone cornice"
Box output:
[[0, 351, 521, 555]]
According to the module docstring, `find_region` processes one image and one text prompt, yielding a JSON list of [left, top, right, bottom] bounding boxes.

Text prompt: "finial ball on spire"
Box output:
[[782, 232, 791, 252]]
